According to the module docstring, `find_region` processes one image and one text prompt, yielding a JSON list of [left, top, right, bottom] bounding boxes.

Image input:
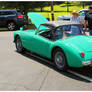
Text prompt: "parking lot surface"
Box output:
[[0, 31, 92, 91]]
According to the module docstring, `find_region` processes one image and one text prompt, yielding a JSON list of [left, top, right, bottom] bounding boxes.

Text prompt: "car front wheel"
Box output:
[[53, 48, 68, 71]]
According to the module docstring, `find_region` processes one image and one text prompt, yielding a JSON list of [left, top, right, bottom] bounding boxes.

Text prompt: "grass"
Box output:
[[37, 6, 89, 21], [38, 12, 70, 21], [33, 2, 89, 21], [35, 2, 89, 12], [0, 28, 8, 31]]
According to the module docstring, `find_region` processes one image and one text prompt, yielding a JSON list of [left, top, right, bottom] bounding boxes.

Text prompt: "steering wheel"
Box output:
[[45, 30, 58, 40], [50, 30, 58, 40], [45, 34, 51, 38]]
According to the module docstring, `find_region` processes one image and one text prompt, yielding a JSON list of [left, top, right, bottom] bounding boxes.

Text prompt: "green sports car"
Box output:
[[14, 12, 92, 71]]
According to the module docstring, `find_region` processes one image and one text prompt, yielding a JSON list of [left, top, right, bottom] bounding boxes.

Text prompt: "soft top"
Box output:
[[41, 21, 81, 28]]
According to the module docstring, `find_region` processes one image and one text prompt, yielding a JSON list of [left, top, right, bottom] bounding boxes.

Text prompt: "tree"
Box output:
[[0, 2, 51, 14], [80, 1, 92, 9]]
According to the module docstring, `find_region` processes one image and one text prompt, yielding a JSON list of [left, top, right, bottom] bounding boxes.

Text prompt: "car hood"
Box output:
[[27, 12, 48, 29], [59, 15, 72, 19], [63, 35, 92, 52]]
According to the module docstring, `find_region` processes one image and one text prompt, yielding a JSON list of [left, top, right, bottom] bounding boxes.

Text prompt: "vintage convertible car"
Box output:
[[14, 12, 92, 71]]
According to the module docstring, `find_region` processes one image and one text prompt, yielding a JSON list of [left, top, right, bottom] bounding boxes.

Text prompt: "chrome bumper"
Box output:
[[82, 60, 92, 66]]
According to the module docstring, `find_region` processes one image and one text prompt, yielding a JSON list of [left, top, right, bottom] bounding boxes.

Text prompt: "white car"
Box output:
[[57, 9, 88, 24]]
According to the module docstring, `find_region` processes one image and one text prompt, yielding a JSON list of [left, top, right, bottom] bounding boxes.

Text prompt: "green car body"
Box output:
[[14, 12, 92, 68]]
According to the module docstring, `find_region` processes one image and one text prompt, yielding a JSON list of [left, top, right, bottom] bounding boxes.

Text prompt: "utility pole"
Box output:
[[51, 1, 54, 21]]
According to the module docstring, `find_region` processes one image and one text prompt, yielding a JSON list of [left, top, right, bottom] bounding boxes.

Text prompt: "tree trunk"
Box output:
[[51, 1, 54, 21], [41, 7, 43, 12], [83, 2, 85, 9], [67, 1, 69, 12]]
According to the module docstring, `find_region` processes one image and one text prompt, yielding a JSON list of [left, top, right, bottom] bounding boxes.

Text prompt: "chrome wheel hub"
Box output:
[[55, 52, 64, 68], [8, 23, 15, 30], [16, 39, 22, 51]]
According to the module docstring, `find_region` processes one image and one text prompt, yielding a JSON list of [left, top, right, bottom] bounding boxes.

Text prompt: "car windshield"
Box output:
[[38, 25, 50, 34], [62, 25, 84, 37]]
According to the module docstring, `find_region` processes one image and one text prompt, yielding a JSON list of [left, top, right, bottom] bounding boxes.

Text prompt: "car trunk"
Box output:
[[65, 35, 92, 52]]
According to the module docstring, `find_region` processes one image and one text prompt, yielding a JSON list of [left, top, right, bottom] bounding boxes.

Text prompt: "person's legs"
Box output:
[[89, 29, 92, 36]]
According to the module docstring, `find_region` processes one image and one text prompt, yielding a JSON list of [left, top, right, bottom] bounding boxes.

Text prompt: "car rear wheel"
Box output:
[[15, 36, 24, 53], [8, 22, 16, 31], [53, 48, 68, 71]]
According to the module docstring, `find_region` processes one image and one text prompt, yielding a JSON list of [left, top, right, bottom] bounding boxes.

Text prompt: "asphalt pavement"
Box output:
[[0, 31, 92, 91]]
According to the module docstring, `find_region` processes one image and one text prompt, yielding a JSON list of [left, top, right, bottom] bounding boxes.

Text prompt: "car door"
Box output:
[[0, 11, 4, 26], [30, 34, 53, 58], [26, 12, 53, 58], [21, 30, 53, 59], [0, 11, 7, 26]]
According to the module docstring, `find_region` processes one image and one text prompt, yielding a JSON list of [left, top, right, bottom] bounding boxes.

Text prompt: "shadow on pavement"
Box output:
[[15, 50, 92, 83]]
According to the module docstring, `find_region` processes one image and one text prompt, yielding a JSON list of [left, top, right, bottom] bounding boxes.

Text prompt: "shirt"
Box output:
[[70, 16, 81, 23], [85, 12, 92, 29]]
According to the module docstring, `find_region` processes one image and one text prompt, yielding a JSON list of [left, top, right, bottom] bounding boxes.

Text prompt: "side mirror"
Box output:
[[20, 27, 23, 31]]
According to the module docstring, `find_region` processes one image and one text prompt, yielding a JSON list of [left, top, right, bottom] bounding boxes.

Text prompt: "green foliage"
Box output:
[[0, 1, 91, 21], [0, 1, 91, 13]]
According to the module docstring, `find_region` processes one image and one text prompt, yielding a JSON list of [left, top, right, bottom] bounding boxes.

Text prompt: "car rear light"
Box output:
[[81, 52, 85, 57], [17, 15, 23, 18]]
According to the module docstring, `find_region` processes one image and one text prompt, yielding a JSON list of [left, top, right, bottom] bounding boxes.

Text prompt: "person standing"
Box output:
[[70, 10, 82, 24], [84, 6, 92, 35]]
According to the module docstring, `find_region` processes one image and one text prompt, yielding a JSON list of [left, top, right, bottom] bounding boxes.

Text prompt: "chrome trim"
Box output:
[[82, 60, 91, 66]]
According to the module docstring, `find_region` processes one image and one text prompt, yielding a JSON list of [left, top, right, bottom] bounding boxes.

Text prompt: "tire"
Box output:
[[15, 36, 24, 53], [7, 22, 16, 31], [53, 48, 68, 71]]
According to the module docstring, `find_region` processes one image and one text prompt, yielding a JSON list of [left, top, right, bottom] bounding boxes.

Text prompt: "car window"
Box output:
[[0, 11, 14, 15], [79, 11, 85, 16], [6, 11, 15, 15], [38, 25, 50, 34], [39, 25, 49, 31], [17, 12, 22, 15], [79, 10, 88, 16], [0, 12, 2, 16], [54, 27, 63, 39], [0, 12, 6, 16], [62, 25, 84, 37]]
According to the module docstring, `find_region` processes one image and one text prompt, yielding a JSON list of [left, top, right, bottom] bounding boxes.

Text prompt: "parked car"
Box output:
[[57, 9, 88, 24], [0, 9, 28, 31], [14, 12, 92, 71]]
